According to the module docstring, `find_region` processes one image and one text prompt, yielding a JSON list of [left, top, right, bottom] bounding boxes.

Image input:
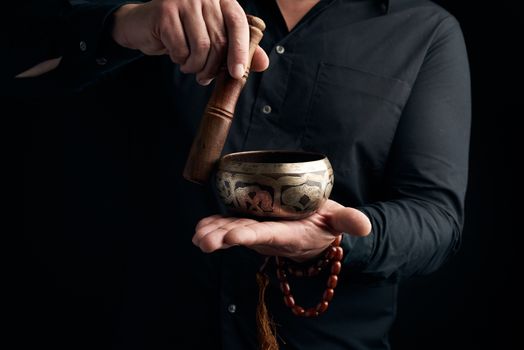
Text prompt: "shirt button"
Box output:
[[275, 45, 285, 54], [79, 41, 87, 52], [227, 304, 237, 314], [96, 57, 108, 66], [261, 105, 272, 114]]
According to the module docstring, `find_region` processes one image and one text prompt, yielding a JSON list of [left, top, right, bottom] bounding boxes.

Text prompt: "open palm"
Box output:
[[192, 199, 371, 262]]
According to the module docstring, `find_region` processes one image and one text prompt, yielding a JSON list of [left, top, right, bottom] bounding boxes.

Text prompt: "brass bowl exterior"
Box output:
[[216, 151, 334, 220]]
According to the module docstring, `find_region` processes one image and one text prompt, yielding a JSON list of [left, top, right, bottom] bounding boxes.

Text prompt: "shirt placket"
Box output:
[[243, 39, 295, 150], [242, 0, 337, 151], [219, 1, 340, 349]]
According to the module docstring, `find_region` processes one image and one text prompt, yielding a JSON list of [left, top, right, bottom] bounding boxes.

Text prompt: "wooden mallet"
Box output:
[[183, 15, 266, 184]]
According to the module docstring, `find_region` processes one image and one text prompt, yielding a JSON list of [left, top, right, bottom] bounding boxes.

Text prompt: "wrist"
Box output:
[[111, 3, 141, 48], [281, 235, 343, 276]]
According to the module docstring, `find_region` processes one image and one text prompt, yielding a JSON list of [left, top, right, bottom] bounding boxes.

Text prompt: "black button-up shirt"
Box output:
[[9, 0, 470, 349]]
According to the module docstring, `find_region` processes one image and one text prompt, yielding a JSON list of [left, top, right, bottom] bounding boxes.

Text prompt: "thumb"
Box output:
[[326, 207, 372, 237], [250, 46, 269, 72]]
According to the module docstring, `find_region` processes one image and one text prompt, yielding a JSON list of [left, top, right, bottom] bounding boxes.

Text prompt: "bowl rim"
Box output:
[[218, 150, 331, 173]]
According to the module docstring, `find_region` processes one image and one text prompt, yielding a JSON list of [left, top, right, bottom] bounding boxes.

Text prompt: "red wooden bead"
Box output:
[[323, 288, 335, 302], [331, 261, 342, 275], [327, 275, 338, 289], [276, 268, 287, 281], [333, 247, 343, 261], [304, 308, 319, 318], [292, 306, 305, 316], [327, 246, 337, 259], [316, 301, 329, 313], [284, 295, 296, 308], [280, 282, 291, 296]]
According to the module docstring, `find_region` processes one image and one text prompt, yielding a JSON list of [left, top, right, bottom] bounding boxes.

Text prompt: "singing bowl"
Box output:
[[215, 150, 334, 220]]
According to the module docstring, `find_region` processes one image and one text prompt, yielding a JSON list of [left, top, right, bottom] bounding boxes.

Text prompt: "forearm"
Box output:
[[342, 198, 462, 282]]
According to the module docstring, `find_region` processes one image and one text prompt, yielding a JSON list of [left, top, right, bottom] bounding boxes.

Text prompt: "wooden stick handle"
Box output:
[[183, 15, 266, 184]]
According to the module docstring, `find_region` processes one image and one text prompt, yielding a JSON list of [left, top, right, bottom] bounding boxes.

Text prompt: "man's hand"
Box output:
[[192, 200, 371, 262], [112, 0, 270, 85]]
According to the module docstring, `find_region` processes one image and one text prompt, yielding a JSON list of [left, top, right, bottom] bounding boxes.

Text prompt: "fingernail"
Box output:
[[197, 78, 213, 86], [232, 64, 245, 79]]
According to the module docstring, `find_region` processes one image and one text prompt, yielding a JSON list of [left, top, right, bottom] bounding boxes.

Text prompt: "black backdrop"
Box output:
[[391, 1, 520, 348], [10, 1, 520, 349]]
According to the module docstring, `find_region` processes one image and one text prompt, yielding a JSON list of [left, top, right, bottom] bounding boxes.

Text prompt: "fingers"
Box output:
[[194, 214, 222, 232], [325, 206, 372, 237], [193, 200, 371, 258], [179, 4, 210, 74], [251, 45, 270, 72], [195, 1, 227, 85], [223, 221, 280, 247], [221, 0, 249, 79], [193, 216, 259, 252], [192, 214, 337, 261], [159, 10, 189, 64], [175, 0, 252, 83], [121, 0, 266, 83], [192, 216, 233, 246], [207, 219, 330, 259]]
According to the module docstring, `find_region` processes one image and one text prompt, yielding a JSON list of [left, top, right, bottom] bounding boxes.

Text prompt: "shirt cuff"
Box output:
[[58, 1, 143, 90], [340, 207, 375, 270]]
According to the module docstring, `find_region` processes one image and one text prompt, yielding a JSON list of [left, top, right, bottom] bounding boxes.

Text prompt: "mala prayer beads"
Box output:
[[275, 235, 344, 317]]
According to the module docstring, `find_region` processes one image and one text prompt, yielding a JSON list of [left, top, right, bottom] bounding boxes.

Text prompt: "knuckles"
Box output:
[[224, 9, 245, 26], [220, 0, 246, 22], [154, 0, 179, 19], [210, 34, 228, 52], [193, 38, 212, 53], [170, 51, 189, 64], [157, 0, 193, 11], [143, 0, 248, 76]]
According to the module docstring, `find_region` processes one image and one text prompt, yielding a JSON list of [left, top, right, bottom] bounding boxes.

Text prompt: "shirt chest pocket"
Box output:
[[302, 62, 411, 175]]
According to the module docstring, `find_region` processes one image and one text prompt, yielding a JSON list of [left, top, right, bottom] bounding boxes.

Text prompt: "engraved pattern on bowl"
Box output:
[[216, 151, 334, 220]]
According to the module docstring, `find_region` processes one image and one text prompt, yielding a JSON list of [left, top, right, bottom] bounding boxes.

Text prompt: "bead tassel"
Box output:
[[256, 271, 279, 350]]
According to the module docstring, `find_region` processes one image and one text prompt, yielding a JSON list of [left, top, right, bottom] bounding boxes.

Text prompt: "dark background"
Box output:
[[391, 1, 520, 348], [10, 1, 520, 349]]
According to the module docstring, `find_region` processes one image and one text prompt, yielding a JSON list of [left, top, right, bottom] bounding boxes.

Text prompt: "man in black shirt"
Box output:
[[10, 0, 470, 349]]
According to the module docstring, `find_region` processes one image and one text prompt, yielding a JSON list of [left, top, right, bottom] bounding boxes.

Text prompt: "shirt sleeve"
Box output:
[[341, 16, 471, 281], [1, 0, 143, 94], [58, 0, 144, 90]]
